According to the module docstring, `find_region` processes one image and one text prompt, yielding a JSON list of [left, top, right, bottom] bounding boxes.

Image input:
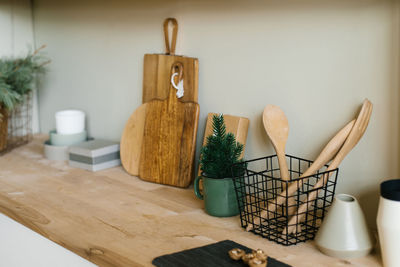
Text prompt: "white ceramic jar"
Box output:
[[315, 194, 373, 259], [55, 110, 85, 135], [377, 179, 400, 267]]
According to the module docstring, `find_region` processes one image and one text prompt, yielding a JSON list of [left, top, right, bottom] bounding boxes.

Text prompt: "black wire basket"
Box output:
[[232, 154, 339, 246]]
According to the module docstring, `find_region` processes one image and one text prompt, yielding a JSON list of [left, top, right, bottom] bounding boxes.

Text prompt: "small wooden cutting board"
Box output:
[[197, 113, 250, 177], [120, 103, 147, 176]]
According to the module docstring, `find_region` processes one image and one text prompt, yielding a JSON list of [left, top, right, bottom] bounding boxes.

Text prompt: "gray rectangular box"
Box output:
[[69, 139, 121, 172]]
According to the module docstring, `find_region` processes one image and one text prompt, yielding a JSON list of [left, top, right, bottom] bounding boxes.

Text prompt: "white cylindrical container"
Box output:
[[55, 110, 85, 135], [377, 179, 400, 267]]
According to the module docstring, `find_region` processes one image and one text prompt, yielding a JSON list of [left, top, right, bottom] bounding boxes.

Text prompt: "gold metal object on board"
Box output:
[[229, 248, 268, 266]]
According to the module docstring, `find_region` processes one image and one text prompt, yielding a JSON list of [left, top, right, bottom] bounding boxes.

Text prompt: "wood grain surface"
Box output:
[[0, 136, 382, 267], [142, 54, 198, 103], [197, 113, 249, 177], [139, 63, 199, 188], [120, 103, 147, 176]]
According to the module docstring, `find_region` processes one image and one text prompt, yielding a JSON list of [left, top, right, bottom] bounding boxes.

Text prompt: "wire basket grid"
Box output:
[[232, 154, 339, 246]]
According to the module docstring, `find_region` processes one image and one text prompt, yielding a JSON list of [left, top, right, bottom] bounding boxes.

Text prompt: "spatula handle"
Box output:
[[164, 18, 178, 55]]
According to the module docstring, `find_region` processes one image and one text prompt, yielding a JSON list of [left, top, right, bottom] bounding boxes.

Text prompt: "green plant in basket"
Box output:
[[0, 45, 48, 111], [195, 114, 245, 217], [0, 45, 49, 151]]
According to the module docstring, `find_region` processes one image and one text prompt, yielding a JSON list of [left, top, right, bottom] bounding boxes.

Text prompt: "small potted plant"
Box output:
[[194, 114, 244, 217], [0, 45, 48, 151]]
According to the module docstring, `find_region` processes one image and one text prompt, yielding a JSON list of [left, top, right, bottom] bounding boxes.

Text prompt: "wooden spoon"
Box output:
[[262, 105, 297, 218], [263, 105, 290, 181], [284, 99, 373, 235], [246, 119, 355, 231]]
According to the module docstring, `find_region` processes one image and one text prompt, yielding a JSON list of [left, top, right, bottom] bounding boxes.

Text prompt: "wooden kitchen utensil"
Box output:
[[197, 113, 249, 177], [120, 103, 147, 176], [284, 99, 373, 235], [142, 18, 199, 104], [262, 105, 297, 217], [263, 105, 290, 181], [246, 119, 355, 231], [138, 62, 200, 188]]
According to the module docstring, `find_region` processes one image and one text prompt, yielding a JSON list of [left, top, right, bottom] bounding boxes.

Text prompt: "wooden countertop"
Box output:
[[0, 136, 382, 267]]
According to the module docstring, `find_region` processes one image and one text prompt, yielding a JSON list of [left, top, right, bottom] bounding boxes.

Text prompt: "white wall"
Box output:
[[0, 0, 40, 133], [32, 0, 399, 228]]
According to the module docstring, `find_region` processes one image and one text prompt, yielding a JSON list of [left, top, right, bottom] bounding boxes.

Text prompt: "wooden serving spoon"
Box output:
[[263, 105, 290, 181], [262, 105, 297, 218]]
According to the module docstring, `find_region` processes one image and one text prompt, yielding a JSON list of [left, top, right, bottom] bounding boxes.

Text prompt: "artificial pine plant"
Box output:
[[0, 45, 49, 151], [199, 114, 244, 178], [0, 45, 48, 113]]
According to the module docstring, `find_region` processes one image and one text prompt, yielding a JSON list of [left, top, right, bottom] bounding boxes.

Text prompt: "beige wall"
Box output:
[[33, 0, 400, 228]]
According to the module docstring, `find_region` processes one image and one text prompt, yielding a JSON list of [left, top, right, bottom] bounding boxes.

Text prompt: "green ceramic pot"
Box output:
[[194, 175, 239, 217]]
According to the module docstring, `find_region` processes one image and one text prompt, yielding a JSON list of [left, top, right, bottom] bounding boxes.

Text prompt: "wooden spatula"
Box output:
[[284, 99, 373, 235]]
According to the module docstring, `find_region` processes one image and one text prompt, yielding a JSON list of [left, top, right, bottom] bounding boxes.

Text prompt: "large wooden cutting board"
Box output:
[[197, 113, 250, 177], [121, 18, 199, 179], [142, 18, 199, 104], [138, 63, 200, 188]]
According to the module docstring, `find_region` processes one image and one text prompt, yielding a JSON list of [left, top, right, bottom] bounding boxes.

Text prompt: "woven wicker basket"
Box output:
[[0, 94, 33, 154], [0, 106, 8, 152]]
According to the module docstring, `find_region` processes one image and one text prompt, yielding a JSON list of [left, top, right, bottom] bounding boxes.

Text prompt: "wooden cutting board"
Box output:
[[138, 63, 200, 188], [197, 113, 250, 177], [120, 103, 147, 176], [121, 18, 198, 178], [142, 18, 199, 104]]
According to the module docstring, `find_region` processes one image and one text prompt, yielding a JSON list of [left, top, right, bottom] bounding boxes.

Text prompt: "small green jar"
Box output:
[[194, 175, 239, 217]]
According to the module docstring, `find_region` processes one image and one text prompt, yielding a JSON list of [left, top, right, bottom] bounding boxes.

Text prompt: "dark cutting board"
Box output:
[[152, 240, 292, 267]]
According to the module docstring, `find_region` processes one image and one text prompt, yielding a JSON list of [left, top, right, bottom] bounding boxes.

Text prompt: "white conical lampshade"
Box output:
[[315, 194, 373, 259]]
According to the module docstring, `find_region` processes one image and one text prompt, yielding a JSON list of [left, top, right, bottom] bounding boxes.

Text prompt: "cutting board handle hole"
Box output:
[[171, 62, 184, 81]]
